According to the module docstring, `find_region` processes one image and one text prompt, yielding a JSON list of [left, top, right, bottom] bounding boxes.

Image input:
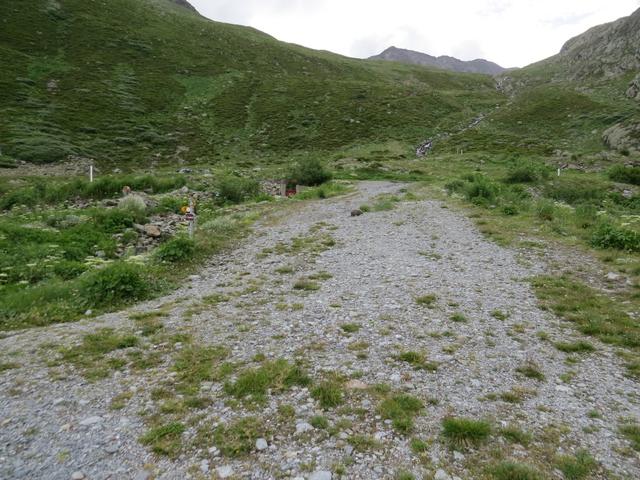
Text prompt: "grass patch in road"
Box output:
[[620, 423, 640, 451], [139, 422, 186, 458], [173, 344, 229, 394], [395, 351, 438, 372], [378, 394, 424, 434], [515, 361, 545, 381], [442, 417, 491, 448], [554, 341, 596, 354], [311, 375, 345, 409], [293, 279, 321, 291], [415, 294, 437, 307], [489, 461, 545, 480], [224, 359, 311, 403], [555, 450, 597, 480], [213, 417, 266, 457], [499, 425, 532, 446], [340, 323, 361, 334]]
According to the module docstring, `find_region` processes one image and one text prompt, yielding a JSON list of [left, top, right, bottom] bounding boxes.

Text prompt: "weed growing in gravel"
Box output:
[[348, 434, 381, 451], [410, 438, 429, 453], [554, 341, 595, 354], [109, 391, 134, 410], [450, 312, 468, 323], [619, 423, 640, 451], [0, 362, 19, 372], [293, 279, 321, 291], [311, 376, 345, 409], [340, 323, 361, 333], [378, 394, 424, 433], [415, 294, 437, 307], [310, 415, 329, 429], [499, 425, 533, 446], [395, 471, 416, 480], [491, 310, 509, 321], [395, 351, 438, 371], [499, 386, 536, 403], [489, 461, 545, 480], [139, 422, 186, 458], [213, 417, 266, 457], [275, 265, 295, 274], [173, 344, 229, 394], [442, 417, 491, 448], [225, 359, 311, 402], [308, 271, 333, 281], [59, 328, 139, 380], [555, 450, 597, 480], [516, 362, 545, 381]]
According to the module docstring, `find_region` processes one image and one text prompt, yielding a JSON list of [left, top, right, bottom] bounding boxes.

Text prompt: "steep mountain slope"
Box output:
[[439, 8, 640, 156], [0, 0, 501, 167], [369, 46, 506, 75]]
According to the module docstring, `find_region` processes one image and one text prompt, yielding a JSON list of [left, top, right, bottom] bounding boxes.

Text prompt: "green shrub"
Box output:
[[216, 175, 260, 204], [463, 174, 500, 205], [92, 209, 145, 233], [155, 236, 195, 263], [289, 158, 332, 186], [118, 195, 147, 215], [79, 262, 150, 308], [591, 222, 640, 252], [545, 177, 607, 205], [505, 161, 549, 184], [608, 165, 640, 185], [53, 260, 88, 280], [535, 200, 555, 221], [555, 450, 597, 480]]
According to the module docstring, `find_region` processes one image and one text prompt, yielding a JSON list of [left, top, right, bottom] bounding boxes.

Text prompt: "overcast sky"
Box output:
[[188, 0, 639, 67]]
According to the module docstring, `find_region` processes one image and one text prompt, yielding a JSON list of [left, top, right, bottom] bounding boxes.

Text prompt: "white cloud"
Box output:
[[189, 0, 640, 67]]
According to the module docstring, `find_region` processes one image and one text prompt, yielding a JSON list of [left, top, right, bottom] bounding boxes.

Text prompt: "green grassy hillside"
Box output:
[[0, 0, 501, 167]]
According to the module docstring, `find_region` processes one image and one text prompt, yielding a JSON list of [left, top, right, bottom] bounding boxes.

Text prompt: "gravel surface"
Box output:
[[1, 181, 638, 480]]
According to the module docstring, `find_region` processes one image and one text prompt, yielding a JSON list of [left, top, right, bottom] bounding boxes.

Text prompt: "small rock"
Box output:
[[143, 224, 162, 238], [296, 422, 313, 434], [309, 471, 332, 480], [84, 310, 93, 316], [345, 379, 368, 390], [104, 444, 119, 454], [200, 459, 209, 474], [344, 445, 354, 456], [256, 438, 268, 451], [606, 272, 621, 281], [133, 471, 152, 480], [216, 465, 234, 478], [435, 469, 452, 480], [71, 472, 85, 480], [79, 416, 102, 426], [453, 451, 465, 462], [350, 209, 363, 217]]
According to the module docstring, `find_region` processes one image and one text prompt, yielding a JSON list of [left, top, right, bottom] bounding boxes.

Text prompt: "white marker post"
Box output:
[[89, 164, 94, 183], [186, 198, 196, 238], [557, 168, 561, 177]]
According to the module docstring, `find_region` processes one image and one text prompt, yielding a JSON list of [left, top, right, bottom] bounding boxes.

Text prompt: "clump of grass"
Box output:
[[173, 344, 228, 394], [554, 341, 595, 354], [79, 262, 151, 309], [395, 471, 416, 480], [155, 235, 195, 263], [0, 362, 20, 372], [555, 450, 597, 480], [442, 417, 491, 448], [499, 425, 532, 446], [450, 312, 467, 323], [311, 376, 345, 409], [491, 310, 509, 321], [213, 417, 265, 457], [516, 361, 545, 381], [415, 294, 437, 307], [348, 434, 380, 451], [275, 265, 295, 274], [310, 415, 329, 429], [139, 422, 186, 458], [340, 323, 361, 333], [293, 279, 321, 291], [410, 438, 429, 453], [224, 359, 310, 402], [489, 461, 545, 480], [499, 387, 536, 404], [109, 391, 134, 410], [620, 423, 640, 451], [395, 351, 438, 371], [378, 394, 423, 433], [59, 328, 139, 379]]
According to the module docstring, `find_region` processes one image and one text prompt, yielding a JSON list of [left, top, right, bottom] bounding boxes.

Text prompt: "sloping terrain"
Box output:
[[0, 0, 501, 167], [369, 46, 506, 75], [1, 184, 638, 479]]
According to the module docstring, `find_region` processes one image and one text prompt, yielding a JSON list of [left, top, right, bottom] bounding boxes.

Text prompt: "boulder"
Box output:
[[627, 73, 640, 100], [143, 224, 162, 238], [350, 209, 363, 217]]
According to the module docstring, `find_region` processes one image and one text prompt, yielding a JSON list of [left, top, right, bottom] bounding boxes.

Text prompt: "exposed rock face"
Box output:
[[603, 122, 640, 152], [369, 46, 506, 75], [627, 73, 640, 100], [558, 8, 640, 79]]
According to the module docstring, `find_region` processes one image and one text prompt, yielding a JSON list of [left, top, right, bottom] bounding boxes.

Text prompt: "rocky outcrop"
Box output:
[[369, 46, 506, 75], [603, 122, 640, 152], [627, 73, 640, 100], [558, 8, 640, 79]]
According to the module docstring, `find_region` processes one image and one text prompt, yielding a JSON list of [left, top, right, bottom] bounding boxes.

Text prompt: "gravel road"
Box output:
[[1, 181, 638, 480]]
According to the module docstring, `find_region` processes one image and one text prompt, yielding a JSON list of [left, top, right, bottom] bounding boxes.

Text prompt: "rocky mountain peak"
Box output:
[[369, 46, 506, 76]]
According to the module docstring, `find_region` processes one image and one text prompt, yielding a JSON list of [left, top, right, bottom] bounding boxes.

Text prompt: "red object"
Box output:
[[285, 189, 297, 197], [185, 213, 195, 221]]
